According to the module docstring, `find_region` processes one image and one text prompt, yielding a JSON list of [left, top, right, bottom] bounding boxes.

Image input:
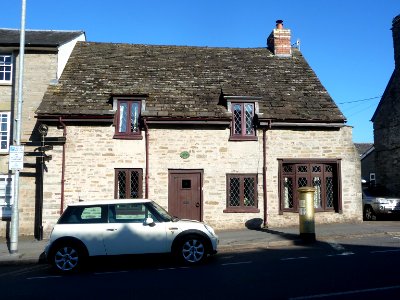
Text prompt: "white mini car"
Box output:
[[45, 199, 218, 272]]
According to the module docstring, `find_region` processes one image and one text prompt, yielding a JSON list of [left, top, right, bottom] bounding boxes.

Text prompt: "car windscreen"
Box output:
[[363, 187, 393, 197], [146, 201, 174, 222]]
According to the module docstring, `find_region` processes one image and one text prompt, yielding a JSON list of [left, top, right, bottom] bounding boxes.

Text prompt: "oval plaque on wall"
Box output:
[[180, 151, 190, 159]]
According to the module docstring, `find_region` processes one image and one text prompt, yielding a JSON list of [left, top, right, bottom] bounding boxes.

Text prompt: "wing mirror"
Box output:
[[144, 217, 155, 226]]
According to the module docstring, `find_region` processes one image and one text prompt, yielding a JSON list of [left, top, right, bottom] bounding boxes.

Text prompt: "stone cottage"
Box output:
[[34, 21, 361, 234], [372, 14, 400, 195], [0, 29, 85, 238]]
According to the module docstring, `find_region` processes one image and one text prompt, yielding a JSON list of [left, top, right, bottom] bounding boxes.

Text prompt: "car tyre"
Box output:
[[175, 235, 207, 265], [50, 242, 85, 273], [363, 205, 375, 221]]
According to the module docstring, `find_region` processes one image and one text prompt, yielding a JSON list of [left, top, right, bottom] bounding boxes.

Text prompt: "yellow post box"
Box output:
[[298, 187, 316, 242]]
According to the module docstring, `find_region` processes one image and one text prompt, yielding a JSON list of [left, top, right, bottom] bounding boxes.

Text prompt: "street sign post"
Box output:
[[9, 145, 24, 170]]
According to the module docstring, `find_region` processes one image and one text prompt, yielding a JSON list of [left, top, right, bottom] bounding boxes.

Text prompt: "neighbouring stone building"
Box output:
[[372, 14, 400, 195], [354, 143, 375, 185], [0, 29, 85, 237], [31, 20, 362, 235]]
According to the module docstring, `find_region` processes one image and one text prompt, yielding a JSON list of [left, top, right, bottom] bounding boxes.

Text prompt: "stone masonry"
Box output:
[[38, 123, 361, 236], [0, 51, 57, 237]]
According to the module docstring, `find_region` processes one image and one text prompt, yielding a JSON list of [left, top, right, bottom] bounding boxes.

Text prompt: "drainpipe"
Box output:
[[144, 118, 149, 199], [59, 117, 67, 213], [262, 123, 270, 228]]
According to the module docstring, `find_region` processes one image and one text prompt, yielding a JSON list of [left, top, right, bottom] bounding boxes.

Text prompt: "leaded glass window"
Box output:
[[115, 99, 142, 138], [226, 174, 258, 211], [231, 102, 255, 139], [115, 169, 143, 199], [280, 161, 340, 213]]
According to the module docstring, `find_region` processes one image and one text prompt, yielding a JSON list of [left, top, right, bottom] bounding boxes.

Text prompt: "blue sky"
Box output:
[[3, 0, 400, 142]]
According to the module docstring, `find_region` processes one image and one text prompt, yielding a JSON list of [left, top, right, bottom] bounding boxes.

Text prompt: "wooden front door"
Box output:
[[168, 170, 202, 221]]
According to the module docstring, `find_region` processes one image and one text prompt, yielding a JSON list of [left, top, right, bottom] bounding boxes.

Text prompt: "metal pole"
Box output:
[[10, 0, 27, 254]]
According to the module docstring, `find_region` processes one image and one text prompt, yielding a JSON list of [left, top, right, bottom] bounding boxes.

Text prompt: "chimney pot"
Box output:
[[267, 19, 292, 57]]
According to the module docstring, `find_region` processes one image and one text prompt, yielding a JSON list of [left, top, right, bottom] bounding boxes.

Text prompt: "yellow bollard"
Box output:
[[298, 187, 316, 243]]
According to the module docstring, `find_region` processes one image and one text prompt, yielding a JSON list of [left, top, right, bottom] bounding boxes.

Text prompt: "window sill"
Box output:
[[224, 207, 260, 213], [113, 134, 143, 140], [0, 81, 12, 86], [229, 136, 258, 141]]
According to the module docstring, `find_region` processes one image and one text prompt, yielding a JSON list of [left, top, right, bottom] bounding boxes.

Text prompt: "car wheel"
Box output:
[[363, 206, 375, 221], [50, 242, 85, 273], [176, 235, 207, 265]]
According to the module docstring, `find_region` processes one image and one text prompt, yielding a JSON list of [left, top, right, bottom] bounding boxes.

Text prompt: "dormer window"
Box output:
[[228, 99, 258, 141], [113, 97, 144, 139]]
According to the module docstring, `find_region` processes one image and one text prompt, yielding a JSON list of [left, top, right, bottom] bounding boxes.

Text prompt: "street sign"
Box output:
[[37, 145, 53, 152], [9, 145, 24, 170]]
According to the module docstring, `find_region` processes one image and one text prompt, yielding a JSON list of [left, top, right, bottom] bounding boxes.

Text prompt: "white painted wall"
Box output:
[[57, 32, 86, 79]]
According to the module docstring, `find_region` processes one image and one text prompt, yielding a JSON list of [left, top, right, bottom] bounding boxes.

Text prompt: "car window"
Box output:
[[58, 205, 107, 224], [109, 203, 157, 223], [363, 187, 393, 197]]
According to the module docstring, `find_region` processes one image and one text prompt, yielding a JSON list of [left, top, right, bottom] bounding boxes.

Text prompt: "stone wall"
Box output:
[[373, 69, 400, 194], [0, 51, 57, 236], [37, 123, 361, 237]]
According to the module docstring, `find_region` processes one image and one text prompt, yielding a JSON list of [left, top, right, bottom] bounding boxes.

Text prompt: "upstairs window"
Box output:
[[114, 99, 142, 139], [0, 54, 12, 83], [230, 102, 256, 140]]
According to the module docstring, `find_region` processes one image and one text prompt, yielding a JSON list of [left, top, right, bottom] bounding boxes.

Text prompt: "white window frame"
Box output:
[[0, 112, 11, 152], [0, 54, 13, 84], [0, 175, 13, 206]]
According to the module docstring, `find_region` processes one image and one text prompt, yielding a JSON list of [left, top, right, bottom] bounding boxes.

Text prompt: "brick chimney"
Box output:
[[392, 14, 400, 68], [267, 20, 292, 56]]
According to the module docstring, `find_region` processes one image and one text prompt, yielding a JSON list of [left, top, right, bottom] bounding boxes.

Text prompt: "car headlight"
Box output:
[[204, 224, 216, 237], [377, 198, 389, 205]]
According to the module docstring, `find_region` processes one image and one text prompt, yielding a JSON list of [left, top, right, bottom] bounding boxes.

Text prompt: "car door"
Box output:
[[56, 204, 109, 256], [102, 203, 169, 255]]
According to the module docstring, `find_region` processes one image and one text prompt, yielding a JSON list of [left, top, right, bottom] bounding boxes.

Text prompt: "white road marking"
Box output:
[[157, 267, 190, 271], [221, 261, 252, 266], [370, 249, 400, 254], [281, 257, 308, 261], [289, 284, 400, 299], [326, 252, 354, 257], [27, 275, 62, 280], [94, 270, 129, 275], [327, 242, 345, 252]]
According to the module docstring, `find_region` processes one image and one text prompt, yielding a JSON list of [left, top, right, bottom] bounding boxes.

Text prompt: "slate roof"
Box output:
[[37, 41, 346, 122], [354, 143, 374, 156], [0, 28, 85, 47]]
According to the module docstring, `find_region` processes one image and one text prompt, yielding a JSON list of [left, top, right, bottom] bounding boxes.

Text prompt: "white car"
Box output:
[[362, 187, 400, 220], [45, 199, 218, 273]]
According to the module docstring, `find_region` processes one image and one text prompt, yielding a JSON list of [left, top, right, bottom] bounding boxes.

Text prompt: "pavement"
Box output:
[[1, 221, 399, 266]]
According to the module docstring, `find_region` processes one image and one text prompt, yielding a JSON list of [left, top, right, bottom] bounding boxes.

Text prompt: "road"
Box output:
[[1, 233, 399, 299]]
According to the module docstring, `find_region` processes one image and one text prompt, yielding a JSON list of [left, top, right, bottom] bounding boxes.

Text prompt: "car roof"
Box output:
[[65, 199, 153, 207]]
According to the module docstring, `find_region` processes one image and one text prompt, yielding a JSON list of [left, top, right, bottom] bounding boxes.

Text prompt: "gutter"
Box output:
[[58, 117, 67, 214], [144, 119, 149, 199], [262, 120, 272, 228], [263, 127, 267, 228], [261, 121, 345, 128]]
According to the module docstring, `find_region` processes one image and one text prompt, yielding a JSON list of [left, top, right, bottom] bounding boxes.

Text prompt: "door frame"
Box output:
[[168, 169, 204, 221]]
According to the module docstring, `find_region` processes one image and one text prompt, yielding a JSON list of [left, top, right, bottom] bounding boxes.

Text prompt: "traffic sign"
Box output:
[[9, 145, 24, 170]]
